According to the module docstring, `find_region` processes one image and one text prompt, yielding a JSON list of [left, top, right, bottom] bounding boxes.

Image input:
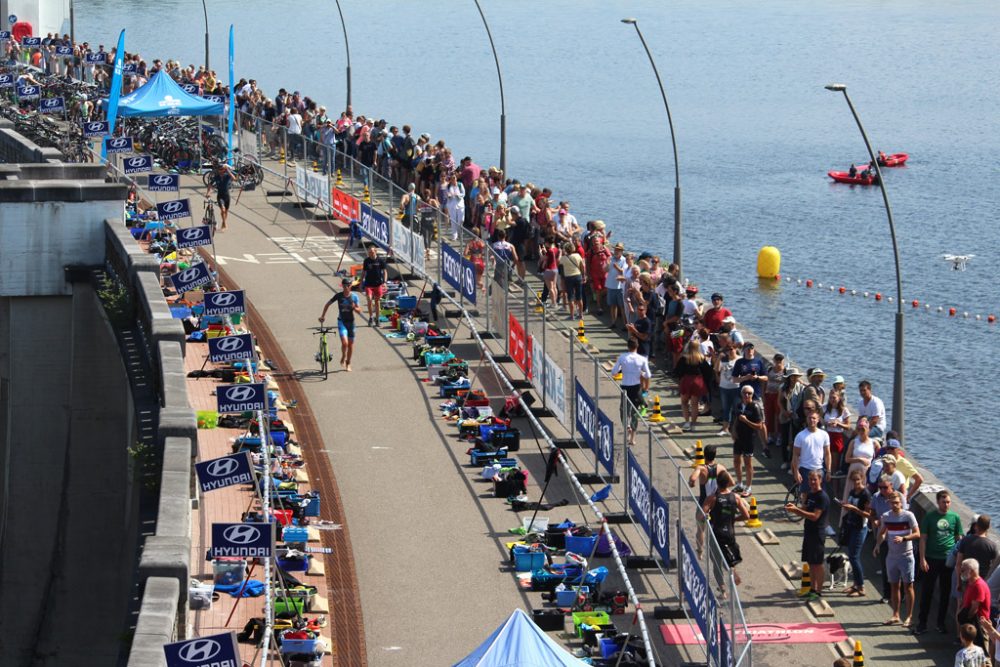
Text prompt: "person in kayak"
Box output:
[[849, 164, 858, 178]]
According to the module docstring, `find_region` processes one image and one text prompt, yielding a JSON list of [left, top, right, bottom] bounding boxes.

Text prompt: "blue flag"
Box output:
[[227, 24, 235, 166], [101, 29, 126, 161]]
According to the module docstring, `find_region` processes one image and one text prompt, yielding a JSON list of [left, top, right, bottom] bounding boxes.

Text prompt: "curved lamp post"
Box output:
[[622, 17, 682, 278], [825, 83, 905, 437], [334, 0, 352, 108], [201, 0, 210, 71], [473, 0, 506, 176]]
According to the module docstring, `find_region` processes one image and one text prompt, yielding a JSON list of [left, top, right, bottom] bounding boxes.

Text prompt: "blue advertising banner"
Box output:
[[204, 290, 245, 316], [104, 136, 133, 154], [181, 82, 200, 94], [169, 262, 213, 293], [39, 97, 65, 113], [122, 154, 153, 174], [148, 173, 180, 192], [441, 242, 477, 305], [85, 52, 107, 64], [679, 528, 719, 663], [156, 198, 192, 221], [21, 36, 40, 46], [575, 380, 614, 475], [195, 453, 253, 493], [208, 333, 255, 363], [16, 84, 39, 99], [650, 486, 671, 565], [55, 44, 73, 57], [627, 450, 651, 535], [164, 631, 240, 667], [0, 73, 12, 88], [210, 522, 272, 558], [720, 621, 734, 667], [216, 383, 265, 413], [122, 62, 137, 74], [176, 225, 213, 249], [358, 202, 390, 249], [101, 30, 125, 161], [0, 31, 10, 41], [203, 94, 224, 104], [82, 120, 109, 137]]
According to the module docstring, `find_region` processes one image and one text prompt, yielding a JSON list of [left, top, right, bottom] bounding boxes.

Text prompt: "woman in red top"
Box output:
[[464, 227, 487, 290], [586, 221, 611, 314], [539, 236, 561, 307]]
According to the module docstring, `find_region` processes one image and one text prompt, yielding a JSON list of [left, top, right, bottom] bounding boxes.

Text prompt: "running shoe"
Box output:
[[716, 429, 728, 437], [680, 421, 690, 431], [741, 486, 752, 497], [804, 590, 823, 602], [733, 484, 745, 494]]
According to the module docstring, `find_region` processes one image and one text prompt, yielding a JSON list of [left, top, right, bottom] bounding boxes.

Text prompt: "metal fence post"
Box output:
[[282, 127, 288, 182]]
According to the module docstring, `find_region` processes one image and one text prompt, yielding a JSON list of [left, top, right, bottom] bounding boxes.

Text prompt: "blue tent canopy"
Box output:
[[116, 70, 223, 117], [453, 608, 589, 667]]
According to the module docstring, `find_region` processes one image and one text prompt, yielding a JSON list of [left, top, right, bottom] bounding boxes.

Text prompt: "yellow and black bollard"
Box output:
[[363, 186, 371, 203], [278, 148, 285, 165], [690, 440, 705, 467], [577, 319, 588, 344], [647, 396, 666, 423], [852, 640, 864, 667], [534, 291, 545, 313], [336, 169, 344, 186], [312, 160, 319, 172], [745, 497, 763, 528], [797, 563, 812, 596]]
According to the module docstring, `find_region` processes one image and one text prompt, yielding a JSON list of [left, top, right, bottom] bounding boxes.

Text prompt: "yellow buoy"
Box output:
[[757, 246, 781, 279]]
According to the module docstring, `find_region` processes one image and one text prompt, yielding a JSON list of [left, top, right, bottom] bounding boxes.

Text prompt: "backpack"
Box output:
[[402, 135, 417, 166]]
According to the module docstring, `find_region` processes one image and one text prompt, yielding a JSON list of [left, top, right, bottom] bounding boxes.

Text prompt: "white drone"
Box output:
[[942, 254, 974, 271]]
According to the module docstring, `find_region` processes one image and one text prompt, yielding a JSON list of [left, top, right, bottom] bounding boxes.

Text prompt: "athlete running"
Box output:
[[318, 278, 363, 371], [702, 469, 750, 587], [206, 160, 236, 231]]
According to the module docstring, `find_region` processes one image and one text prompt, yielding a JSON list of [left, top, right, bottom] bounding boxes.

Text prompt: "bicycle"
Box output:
[[310, 326, 334, 378], [783, 481, 804, 522]]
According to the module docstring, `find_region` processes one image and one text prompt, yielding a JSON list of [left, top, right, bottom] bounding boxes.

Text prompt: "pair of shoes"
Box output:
[[804, 590, 822, 602], [740, 486, 752, 497], [733, 484, 745, 494], [716, 429, 728, 437], [680, 421, 690, 431]]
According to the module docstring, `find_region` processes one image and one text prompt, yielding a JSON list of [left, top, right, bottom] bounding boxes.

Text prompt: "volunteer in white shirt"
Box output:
[[612, 338, 652, 446]]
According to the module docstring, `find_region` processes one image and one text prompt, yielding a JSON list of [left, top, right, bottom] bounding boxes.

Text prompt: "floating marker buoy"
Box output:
[[988, 315, 996, 323], [938, 306, 944, 313], [875, 293, 882, 301], [925, 304, 931, 310], [863, 291, 869, 298], [963, 312, 969, 318], [851, 290, 857, 296], [829, 285, 835, 291], [756, 246, 781, 279], [839, 287, 846, 294], [912, 300, 919, 308], [806, 279, 813, 288]]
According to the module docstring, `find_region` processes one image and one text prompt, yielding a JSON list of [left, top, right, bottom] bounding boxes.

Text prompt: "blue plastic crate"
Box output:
[[555, 585, 588, 606], [513, 546, 546, 572], [280, 638, 319, 654], [564, 534, 597, 556], [283, 526, 309, 543], [397, 295, 417, 310]]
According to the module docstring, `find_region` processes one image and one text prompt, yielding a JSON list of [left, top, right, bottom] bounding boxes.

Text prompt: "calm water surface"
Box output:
[[77, 0, 1000, 516]]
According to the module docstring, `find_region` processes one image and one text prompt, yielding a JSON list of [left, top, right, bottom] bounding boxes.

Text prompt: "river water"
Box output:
[[75, 0, 1000, 516]]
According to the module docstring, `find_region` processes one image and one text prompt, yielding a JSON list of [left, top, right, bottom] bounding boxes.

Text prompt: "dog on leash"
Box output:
[[826, 552, 853, 590]]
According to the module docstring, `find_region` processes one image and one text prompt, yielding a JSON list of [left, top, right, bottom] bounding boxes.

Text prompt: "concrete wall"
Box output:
[[0, 119, 63, 164]]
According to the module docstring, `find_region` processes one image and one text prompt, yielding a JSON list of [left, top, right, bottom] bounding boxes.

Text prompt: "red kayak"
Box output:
[[828, 170, 877, 185]]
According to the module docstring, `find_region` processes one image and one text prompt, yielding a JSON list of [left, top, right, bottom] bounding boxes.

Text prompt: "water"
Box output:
[[75, 0, 1000, 516]]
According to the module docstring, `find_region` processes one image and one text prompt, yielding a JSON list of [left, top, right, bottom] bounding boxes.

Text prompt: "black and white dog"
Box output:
[[826, 552, 853, 589]]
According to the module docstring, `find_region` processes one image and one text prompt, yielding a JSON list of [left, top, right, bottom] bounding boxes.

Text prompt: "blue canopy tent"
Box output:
[[452, 609, 589, 667], [116, 70, 223, 117]]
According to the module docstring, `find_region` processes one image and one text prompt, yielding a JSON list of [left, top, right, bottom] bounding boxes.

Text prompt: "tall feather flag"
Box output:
[[101, 29, 126, 161], [227, 24, 235, 165]]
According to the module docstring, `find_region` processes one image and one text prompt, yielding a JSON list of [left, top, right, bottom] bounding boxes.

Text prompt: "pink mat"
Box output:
[[661, 622, 847, 645]]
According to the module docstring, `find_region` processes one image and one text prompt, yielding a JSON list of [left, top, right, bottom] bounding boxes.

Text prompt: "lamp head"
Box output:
[[621, 18, 638, 24], [825, 83, 847, 92]]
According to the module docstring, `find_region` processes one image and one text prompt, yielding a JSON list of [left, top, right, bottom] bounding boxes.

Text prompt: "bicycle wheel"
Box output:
[[319, 336, 329, 377], [784, 484, 804, 522]]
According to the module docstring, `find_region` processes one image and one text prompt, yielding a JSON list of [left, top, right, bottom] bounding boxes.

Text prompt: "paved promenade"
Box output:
[[168, 155, 960, 667]]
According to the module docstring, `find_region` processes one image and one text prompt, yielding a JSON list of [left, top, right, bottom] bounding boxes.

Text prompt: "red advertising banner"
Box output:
[[508, 313, 532, 379], [331, 188, 360, 222]]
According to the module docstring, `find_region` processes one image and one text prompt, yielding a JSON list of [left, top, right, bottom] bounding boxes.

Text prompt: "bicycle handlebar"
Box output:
[[309, 326, 335, 334]]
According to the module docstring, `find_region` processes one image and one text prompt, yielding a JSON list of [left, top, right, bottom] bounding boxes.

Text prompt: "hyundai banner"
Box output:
[[176, 225, 213, 249], [122, 62, 137, 75], [156, 198, 192, 221], [529, 334, 566, 424], [0, 73, 12, 88], [104, 136, 134, 154], [16, 84, 39, 99], [358, 202, 390, 249], [122, 154, 153, 174], [164, 631, 240, 667], [169, 262, 213, 292], [39, 97, 65, 113], [195, 453, 253, 493], [0, 31, 10, 41], [55, 45, 73, 57], [204, 290, 245, 316], [210, 522, 273, 558], [21, 35, 40, 46], [148, 173, 180, 192], [441, 242, 477, 305], [216, 382, 266, 413], [180, 82, 200, 94], [203, 94, 225, 104], [680, 528, 719, 664], [575, 380, 614, 475], [82, 120, 109, 137], [84, 52, 107, 64], [208, 333, 255, 363], [295, 165, 331, 209]]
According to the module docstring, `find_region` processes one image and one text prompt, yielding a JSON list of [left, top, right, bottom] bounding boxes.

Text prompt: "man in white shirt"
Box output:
[[605, 243, 628, 330], [612, 338, 651, 446], [285, 108, 303, 162], [791, 411, 831, 499], [856, 380, 887, 438]]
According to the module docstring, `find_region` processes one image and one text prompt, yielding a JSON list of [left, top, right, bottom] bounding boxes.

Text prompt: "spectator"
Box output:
[[856, 380, 887, 438], [955, 623, 988, 667], [837, 469, 872, 597], [874, 490, 920, 627], [784, 469, 830, 600], [917, 489, 964, 635], [958, 560, 992, 653], [956, 515, 998, 595]]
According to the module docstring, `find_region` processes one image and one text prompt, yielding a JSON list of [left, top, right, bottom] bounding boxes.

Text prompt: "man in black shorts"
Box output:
[[731, 385, 766, 498], [360, 245, 388, 326], [318, 278, 363, 371], [702, 469, 750, 585], [207, 160, 236, 231], [785, 469, 830, 599]]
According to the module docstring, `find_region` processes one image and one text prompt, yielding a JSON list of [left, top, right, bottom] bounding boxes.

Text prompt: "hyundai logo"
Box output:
[[211, 293, 237, 306], [43, 98, 58, 107], [152, 174, 174, 186], [224, 385, 256, 402], [222, 524, 261, 545], [182, 227, 205, 240], [162, 201, 184, 213], [177, 638, 221, 662], [87, 122, 104, 132], [178, 268, 201, 283], [109, 138, 128, 148], [126, 157, 147, 168], [215, 336, 245, 352], [206, 458, 239, 477]]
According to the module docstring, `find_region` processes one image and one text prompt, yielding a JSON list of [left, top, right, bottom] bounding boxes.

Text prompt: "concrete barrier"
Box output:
[[158, 341, 188, 410], [158, 437, 192, 540], [126, 577, 178, 667], [104, 219, 158, 286], [138, 535, 191, 639]]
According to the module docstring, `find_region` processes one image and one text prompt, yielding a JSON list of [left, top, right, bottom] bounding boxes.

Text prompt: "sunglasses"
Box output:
[[879, 485, 891, 490]]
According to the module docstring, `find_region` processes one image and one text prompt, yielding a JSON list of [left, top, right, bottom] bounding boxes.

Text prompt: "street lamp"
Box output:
[[622, 17, 682, 278], [473, 0, 506, 176], [334, 0, 352, 108], [201, 0, 209, 71], [825, 83, 905, 437]]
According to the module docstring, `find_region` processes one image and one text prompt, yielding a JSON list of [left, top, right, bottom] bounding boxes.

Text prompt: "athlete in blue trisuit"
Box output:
[[318, 278, 363, 371]]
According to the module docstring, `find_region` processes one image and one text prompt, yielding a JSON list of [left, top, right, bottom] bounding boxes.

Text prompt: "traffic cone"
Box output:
[[278, 148, 285, 165], [363, 186, 371, 203], [797, 563, 812, 596], [336, 169, 344, 186], [312, 160, 319, 172], [534, 291, 544, 313], [852, 640, 864, 667], [745, 497, 763, 528], [690, 440, 705, 467], [613, 370, 623, 381], [577, 319, 588, 343], [647, 395, 666, 422]]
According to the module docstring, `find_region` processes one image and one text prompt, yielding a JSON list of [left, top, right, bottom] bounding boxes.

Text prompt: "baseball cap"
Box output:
[[711, 293, 723, 300], [722, 316, 736, 324], [882, 454, 897, 465], [886, 438, 902, 449], [832, 375, 845, 385], [784, 367, 803, 378], [809, 368, 826, 378]]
